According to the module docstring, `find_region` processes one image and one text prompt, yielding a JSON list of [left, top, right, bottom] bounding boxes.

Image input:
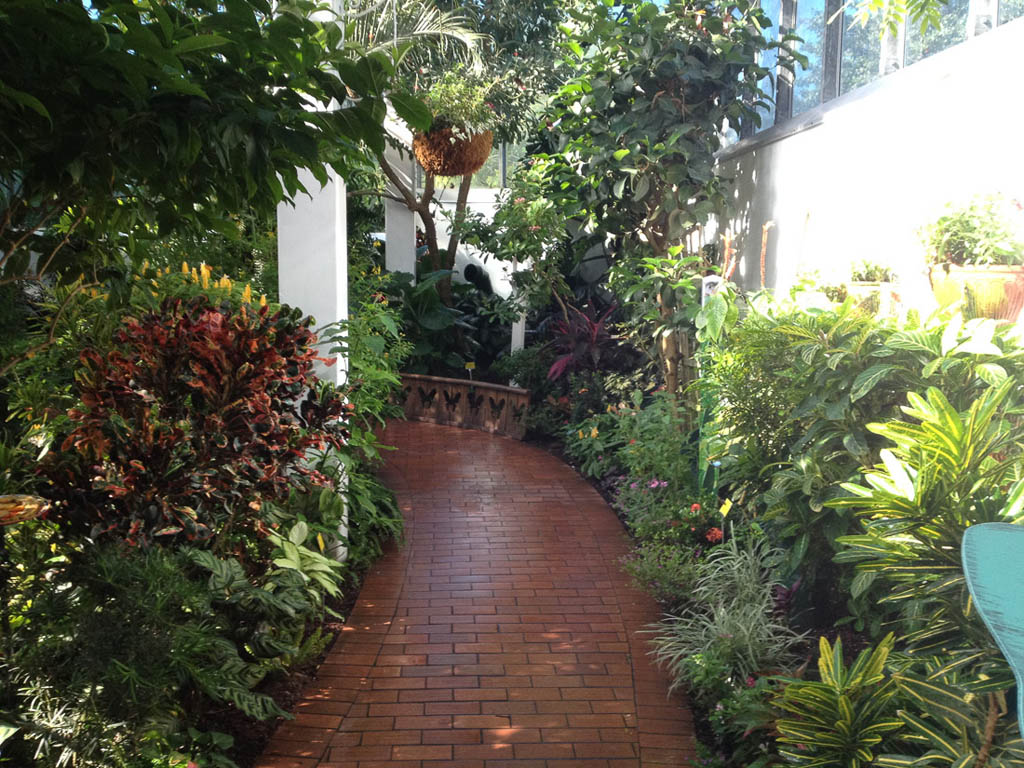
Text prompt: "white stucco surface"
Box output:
[[277, 168, 348, 386]]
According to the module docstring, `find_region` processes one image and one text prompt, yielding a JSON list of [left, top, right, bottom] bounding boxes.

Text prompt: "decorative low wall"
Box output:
[[399, 374, 529, 440]]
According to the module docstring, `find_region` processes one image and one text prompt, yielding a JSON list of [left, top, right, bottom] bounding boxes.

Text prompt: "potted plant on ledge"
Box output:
[[924, 194, 1024, 321], [846, 260, 897, 315]]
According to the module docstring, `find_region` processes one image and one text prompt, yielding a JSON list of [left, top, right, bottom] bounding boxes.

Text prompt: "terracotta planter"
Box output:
[[399, 374, 529, 440], [412, 128, 493, 177], [929, 264, 1024, 322]]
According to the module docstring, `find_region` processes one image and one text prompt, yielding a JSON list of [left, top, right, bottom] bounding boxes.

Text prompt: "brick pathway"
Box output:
[[255, 421, 695, 768]]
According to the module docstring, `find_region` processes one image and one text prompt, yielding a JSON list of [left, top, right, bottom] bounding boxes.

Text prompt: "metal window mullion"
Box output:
[[775, 0, 797, 122], [822, 0, 843, 102]]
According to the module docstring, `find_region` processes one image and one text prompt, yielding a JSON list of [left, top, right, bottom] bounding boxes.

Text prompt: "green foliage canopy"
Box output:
[[0, 0, 395, 281], [542, 0, 795, 258]]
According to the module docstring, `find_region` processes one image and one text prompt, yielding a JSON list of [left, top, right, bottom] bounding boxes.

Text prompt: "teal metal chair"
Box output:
[[962, 522, 1024, 737]]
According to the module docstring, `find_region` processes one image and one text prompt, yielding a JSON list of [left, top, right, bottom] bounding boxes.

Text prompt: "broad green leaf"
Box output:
[[389, 91, 431, 132], [851, 364, 897, 402], [174, 34, 230, 54], [975, 362, 1008, 385], [289, 520, 309, 546]]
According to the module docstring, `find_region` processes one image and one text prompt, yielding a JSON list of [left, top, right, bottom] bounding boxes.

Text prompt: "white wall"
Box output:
[[718, 17, 1024, 310], [434, 185, 516, 298]]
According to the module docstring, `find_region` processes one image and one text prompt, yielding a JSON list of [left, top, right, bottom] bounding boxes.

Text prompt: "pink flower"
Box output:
[[649, 480, 660, 489], [529, 225, 541, 231], [629, 482, 638, 490], [514, 197, 526, 204]]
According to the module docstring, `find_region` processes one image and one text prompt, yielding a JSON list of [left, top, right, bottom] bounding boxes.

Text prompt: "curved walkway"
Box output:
[[256, 421, 695, 768]]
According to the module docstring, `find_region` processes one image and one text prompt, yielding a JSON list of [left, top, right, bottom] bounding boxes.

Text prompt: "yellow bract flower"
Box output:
[[182, 261, 189, 274], [191, 267, 199, 283], [590, 426, 599, 438], [578, 430, 584, 439], [242, 284, 253, 304], [259, 294, 267, 307]]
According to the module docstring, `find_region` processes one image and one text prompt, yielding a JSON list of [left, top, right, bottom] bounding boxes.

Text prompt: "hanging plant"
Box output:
[[412, 125, 493, 177], [410, 69, 497, 177]]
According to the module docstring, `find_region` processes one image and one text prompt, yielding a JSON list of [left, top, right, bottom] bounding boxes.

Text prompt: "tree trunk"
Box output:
[[436, 173, 473, 306]]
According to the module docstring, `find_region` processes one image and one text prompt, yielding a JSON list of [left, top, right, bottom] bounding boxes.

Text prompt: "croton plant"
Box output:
[[42, 296, 347, 546]]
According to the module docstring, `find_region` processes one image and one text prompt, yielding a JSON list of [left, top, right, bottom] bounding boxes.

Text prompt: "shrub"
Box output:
[[703, 303, 1024, 630], [41, 295, 345, 547], [620, 541, 700, 610], [774, 634, 902, 768], [3, 535, 318, 766], [0, 255, 409, 767], [614, 483, 720, 550], [648, 535, 806, 703]]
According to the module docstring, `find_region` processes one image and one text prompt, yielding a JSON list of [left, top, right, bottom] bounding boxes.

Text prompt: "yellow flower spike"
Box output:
[[259, 294, 267, 307], [182, 261, 189, 274], [150, 279, 159, 288], [142, 259, 149, 272], [201, 273, 209, 290], [242, 284, 253, 304], [191, 267, 199, 283], [590, 426, 599, 438], [578, 430, 584, 440]]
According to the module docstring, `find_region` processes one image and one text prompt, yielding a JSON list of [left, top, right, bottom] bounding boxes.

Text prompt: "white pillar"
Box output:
[[385, 196, 417, 277], [383, 122, 418, 278], [277, 168, 348, 387], [510, 259, 526, 353]]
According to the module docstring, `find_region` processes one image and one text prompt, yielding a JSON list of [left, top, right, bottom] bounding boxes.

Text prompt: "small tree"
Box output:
[[542, 0, 794, 396]]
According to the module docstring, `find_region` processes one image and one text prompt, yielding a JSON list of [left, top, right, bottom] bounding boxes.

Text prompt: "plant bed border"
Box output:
[[399, 373, 529, 440]]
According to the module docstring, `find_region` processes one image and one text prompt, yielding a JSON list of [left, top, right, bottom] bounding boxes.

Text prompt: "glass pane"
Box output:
[[755, 0, 782, 131], [904, 0, 969, 65], [840, 11, 884, 95], [792, 0, 825, 114], [507, 142, 528, 181], [434, 145, 501, 189], [999, 0, 1024, 24]]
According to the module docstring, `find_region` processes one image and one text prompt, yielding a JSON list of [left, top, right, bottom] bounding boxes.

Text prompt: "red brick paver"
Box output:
[[256, 421, 695, 768]]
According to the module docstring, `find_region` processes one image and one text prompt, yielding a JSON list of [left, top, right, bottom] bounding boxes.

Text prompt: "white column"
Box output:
[[383, 123, 418, 278], [510, 259, 526, 353], [277, 168, 348, 387]]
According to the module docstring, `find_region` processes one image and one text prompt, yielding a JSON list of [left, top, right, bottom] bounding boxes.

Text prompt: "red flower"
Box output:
[[690, 503, 701, 512], [705, 527, 724, 543]]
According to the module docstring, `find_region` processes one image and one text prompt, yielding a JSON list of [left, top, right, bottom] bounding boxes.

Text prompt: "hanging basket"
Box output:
[[929, 264, 1024, 322], [412, 127, 493, 177]]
